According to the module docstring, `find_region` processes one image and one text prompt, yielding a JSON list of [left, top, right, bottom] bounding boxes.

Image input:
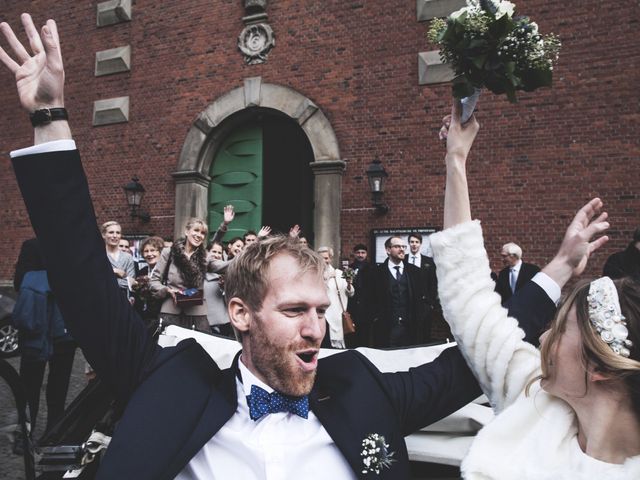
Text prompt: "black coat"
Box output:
[[603, 243, 640, 280], [13, 149, 556, 479], [368, 260, 428, 347]]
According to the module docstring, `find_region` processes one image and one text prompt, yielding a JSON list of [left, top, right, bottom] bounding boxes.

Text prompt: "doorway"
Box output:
[[208, 112, 315, 243]]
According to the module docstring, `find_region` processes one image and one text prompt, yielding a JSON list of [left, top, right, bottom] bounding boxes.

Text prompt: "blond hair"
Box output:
[[532, 277, 640, 416], [225, 234, 325, 313], [101, 221, 121, 235]]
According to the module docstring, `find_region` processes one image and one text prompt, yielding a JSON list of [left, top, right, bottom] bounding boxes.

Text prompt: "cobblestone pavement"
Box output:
[[0, 350, 88, 480]]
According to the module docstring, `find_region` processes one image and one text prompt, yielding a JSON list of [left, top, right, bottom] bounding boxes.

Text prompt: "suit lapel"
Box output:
[[309, 360, 403, 479], [164, 354, 239, 479], [309, 372, 373, 477]]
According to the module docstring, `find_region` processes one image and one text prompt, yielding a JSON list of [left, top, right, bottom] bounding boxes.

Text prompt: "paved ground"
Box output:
[[0, 351, 88, 480]]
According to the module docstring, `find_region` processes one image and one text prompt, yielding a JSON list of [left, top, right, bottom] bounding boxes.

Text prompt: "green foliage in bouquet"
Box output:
[[427, 0, 561, 102]]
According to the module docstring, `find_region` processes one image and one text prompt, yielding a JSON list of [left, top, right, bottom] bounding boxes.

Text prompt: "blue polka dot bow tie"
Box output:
[[247, 384, 310, 421]]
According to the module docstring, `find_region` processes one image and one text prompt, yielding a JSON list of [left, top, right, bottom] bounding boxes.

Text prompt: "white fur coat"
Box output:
[[429, 221, 640, 480]]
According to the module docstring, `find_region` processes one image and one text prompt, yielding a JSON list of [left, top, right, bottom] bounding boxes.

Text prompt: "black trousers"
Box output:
[[20, 340, 76, 432]]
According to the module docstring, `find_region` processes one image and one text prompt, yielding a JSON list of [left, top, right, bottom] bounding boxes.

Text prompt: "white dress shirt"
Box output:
[[387, 260, 404, 278], [408, 254, 421, 268], [175, 359, 355, 480]]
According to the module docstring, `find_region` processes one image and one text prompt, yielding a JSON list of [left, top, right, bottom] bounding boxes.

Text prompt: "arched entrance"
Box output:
[[207, 112, 314, 241], [172, 77, 345, 259]]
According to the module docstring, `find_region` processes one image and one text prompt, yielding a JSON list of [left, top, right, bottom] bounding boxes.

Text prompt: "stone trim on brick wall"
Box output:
[[97, 0, 132, 27], [416, 0, 465, 21], [95, 45, 131, 76], [418, 51, 454, 85], [92, 96, 130, 126]]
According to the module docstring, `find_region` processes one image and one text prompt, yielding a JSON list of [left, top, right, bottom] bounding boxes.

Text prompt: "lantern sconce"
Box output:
[[365, 158, 389, 214], [123, 176, 150, 223]]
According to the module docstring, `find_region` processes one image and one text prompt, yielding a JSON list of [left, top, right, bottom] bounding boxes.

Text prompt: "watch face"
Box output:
[[31, 109, 52, 126]]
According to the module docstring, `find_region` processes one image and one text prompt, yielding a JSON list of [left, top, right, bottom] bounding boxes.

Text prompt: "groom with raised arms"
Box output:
[[2, 14, 560, 479]]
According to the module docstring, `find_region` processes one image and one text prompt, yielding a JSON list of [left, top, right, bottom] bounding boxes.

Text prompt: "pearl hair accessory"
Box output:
[[587, 277, 633, 358]]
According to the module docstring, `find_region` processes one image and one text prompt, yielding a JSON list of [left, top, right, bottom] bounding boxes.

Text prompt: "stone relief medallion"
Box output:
[[238, 23, 275, 65]]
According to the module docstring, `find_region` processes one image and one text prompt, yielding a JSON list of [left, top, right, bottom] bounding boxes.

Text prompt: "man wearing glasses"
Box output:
[[368, 236, 428, 347]]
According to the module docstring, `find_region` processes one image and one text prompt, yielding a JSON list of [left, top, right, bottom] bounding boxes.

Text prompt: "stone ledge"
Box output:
[[97, 0, 132, 27], [418, 51, 454, 85], [417, 0, 465, 22], [95, 45, 131, 76], [92, 96, 130, 126]]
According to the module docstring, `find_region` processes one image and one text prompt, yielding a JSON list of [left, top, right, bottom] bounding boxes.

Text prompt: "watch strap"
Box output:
[[30, 108, 69, 127]]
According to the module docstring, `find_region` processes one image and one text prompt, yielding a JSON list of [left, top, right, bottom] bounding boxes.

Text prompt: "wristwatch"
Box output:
[[29, 108, 69, 127]]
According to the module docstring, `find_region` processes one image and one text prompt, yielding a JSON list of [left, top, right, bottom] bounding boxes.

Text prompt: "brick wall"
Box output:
[[1, 0, 638, 298]]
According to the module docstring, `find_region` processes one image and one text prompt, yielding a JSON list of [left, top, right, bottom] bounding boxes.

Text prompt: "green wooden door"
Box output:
[[208, 124, 263, 241]]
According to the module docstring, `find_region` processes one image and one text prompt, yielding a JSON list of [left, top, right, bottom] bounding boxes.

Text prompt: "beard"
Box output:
[[246, 321, 318, 397]]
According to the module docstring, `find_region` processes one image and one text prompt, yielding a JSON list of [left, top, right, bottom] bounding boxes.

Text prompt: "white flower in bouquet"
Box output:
[[427, 0, 561, 119]]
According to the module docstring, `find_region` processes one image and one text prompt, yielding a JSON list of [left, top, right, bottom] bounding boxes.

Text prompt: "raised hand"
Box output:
[[0, 14, 65, 112], [289, 224, 301, 238], [222, 205, 235, 225], [257, 226, 271, 238], [441, 101, 480, 229], [543, 198, 610, 287], [439, 101, 479, 164]]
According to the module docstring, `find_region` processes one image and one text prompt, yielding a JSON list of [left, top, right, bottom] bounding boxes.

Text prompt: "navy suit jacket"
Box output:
[[495, 262, 541, 305], [13, 150, 555, 479]]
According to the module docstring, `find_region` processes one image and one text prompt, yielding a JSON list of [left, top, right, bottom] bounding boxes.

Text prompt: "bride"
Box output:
[[430, 103, 640, 479]]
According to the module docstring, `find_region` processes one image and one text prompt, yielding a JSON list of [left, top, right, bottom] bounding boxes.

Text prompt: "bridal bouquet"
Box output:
[[342, 266, 356, 283], [427, 0, 561, 120]]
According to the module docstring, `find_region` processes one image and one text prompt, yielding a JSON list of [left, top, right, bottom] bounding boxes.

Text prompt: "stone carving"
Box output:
[[238, 23, 275, 65], [244, 0, 267, 12]]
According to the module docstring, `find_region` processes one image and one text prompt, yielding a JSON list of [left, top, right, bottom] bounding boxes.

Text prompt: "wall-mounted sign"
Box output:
[[370, 227, 439, 264]]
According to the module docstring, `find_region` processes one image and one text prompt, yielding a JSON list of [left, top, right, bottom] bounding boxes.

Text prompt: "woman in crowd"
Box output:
[[101, 221, 135, 301], [204, 240, 234, 337], [226, 237, 244, 260], [150, 218, 217, 332], [133, 236, 165, 324], [317, 246, 354, 348], [430, 103, 640, 479]]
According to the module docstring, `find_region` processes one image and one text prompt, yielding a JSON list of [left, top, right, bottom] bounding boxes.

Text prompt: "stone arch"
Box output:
[[172, 77, 345, 260]]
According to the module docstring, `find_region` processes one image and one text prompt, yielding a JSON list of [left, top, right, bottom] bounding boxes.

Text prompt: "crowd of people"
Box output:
[[3, 13, 640, 480]]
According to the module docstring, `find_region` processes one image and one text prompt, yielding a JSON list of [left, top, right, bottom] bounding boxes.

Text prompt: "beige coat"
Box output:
[[149, 247, 227, 317]]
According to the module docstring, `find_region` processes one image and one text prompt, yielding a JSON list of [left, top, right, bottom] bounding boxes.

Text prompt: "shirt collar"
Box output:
[[238, 355, 274, 397], [388, 260, 403, 276], [511, 260, 523, 272]]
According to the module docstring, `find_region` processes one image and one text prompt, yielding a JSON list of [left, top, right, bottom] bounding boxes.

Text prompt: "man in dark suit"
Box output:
[[495, 242, 540, 305], [602, 227, 640, 279], [404, 233, 440, 342], [346, 243, 374, 347], [368, 236, 428, 347], [4, 15, 561, 479]]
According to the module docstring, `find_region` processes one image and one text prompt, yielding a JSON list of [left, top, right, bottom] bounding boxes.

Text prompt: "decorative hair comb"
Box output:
[[587, 277, 632, 358]]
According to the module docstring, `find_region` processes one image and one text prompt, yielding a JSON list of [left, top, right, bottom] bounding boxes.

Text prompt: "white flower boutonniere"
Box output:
[[360, 433, 395, 475]]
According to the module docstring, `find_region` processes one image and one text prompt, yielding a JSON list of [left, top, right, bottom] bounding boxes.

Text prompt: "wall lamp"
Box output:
[[365, 158, 389, 214], [123, 177, 150, 223]]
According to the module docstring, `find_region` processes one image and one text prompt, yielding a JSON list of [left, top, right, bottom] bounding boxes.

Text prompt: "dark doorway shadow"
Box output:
[[262, 114, 315, 243]]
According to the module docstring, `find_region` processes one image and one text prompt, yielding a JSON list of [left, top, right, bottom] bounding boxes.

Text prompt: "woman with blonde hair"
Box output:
[[317, 246, 354, 348], [430, 103, 640, 479], [101, 220, 135, 301], [150, 218, 226, 332]]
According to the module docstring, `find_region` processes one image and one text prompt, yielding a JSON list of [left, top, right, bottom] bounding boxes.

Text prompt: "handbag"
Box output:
[[162, 253, 204, 307], [334, 276, 355, 335], [175, 288, 204, 307]]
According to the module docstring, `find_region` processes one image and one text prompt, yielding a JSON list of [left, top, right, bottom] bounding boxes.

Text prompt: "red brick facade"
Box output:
[[1, 0, 638, 301]]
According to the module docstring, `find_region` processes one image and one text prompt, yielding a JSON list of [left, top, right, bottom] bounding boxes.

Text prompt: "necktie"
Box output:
[[247, 384, 309, 421], [411, 256, 418, 266], [394, 265, 401, 280], [510, 268, 517, 293]]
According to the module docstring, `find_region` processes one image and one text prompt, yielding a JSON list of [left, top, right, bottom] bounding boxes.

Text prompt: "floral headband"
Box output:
[[587, 277, 633, 358]]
